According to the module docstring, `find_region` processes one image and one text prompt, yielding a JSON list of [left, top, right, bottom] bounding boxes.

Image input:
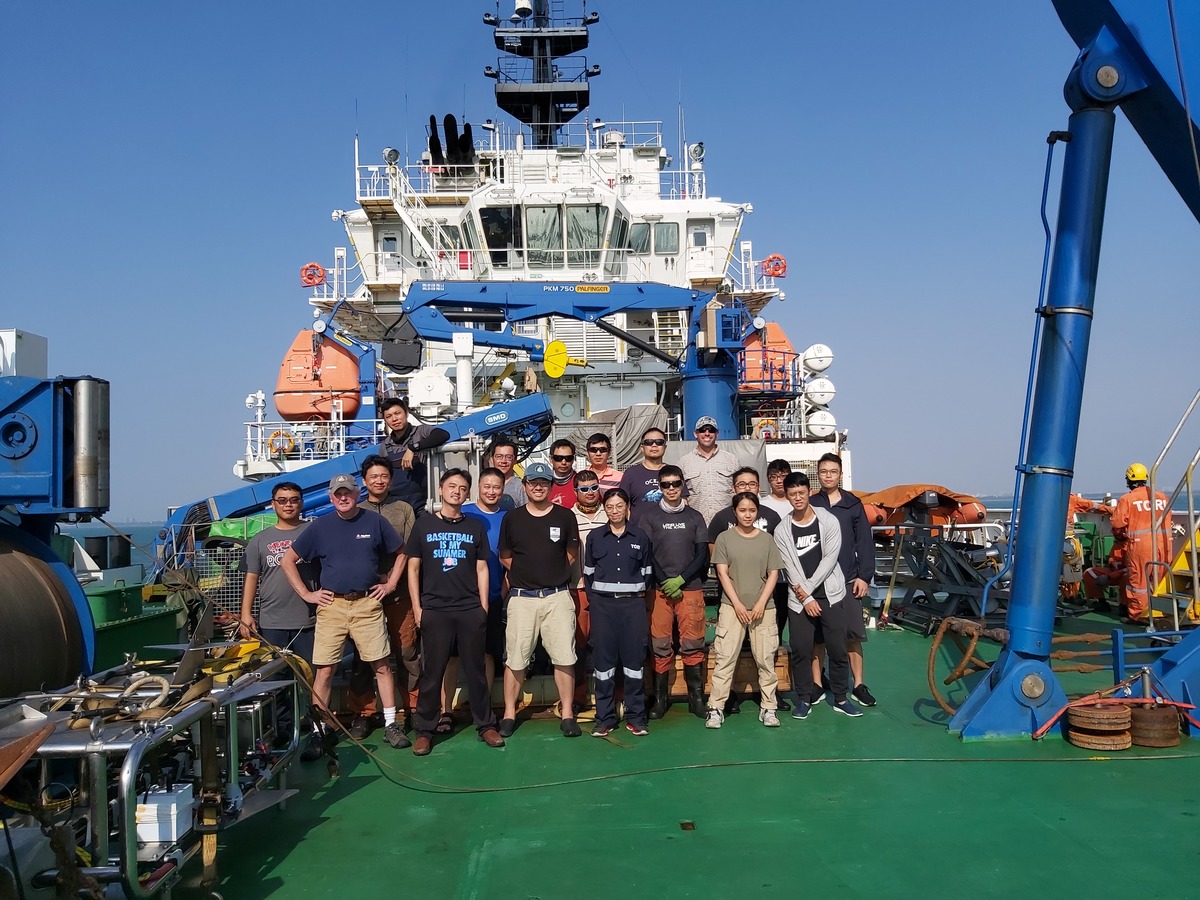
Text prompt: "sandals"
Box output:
[[434, 712, 455, 734]]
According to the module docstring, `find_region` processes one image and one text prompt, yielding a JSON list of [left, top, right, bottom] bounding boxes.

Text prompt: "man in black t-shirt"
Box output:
[[406, 469, 504, 755], [497, 463, 582, 738]]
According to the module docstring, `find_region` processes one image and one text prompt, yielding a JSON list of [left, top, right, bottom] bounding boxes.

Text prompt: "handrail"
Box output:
[[1147, 386, 1200, 632]]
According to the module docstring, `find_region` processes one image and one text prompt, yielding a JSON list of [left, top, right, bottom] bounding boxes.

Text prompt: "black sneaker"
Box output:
[[384, 722, 411, 749], [300, 732, 325, 762], [560, 718, 583, 738], [852, 684, 877, 708], [349, 716, 375, 741], [498, 717, 517, 738]]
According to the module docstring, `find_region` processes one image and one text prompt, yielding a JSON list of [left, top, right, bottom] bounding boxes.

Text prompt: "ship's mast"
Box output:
[[484, 1, 600, 148]]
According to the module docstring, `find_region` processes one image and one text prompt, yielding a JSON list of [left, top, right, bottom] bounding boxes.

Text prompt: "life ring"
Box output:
[[299, 262, 326, 287], [267, 430, 296, 456], [753, 419, 779, 439], [762, 254, 787, 278]]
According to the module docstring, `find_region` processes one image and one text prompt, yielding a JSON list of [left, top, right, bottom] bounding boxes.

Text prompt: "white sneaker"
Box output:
[[705, 709, 724, 729], [759, 708, 780, 727]]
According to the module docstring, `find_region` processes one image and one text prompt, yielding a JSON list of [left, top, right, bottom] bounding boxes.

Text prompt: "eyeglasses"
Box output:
[[492, 454, 515, 462], [734, 482, 758, 490], [697, 426, 717, 434], [817, 470, 840, 476], [576, 484, 600, 493], [274, 497, 301, 506], [659, 479, 683, 489], [642, 439, 666, 447], [551, 454, 574, 462], [587, 446, 609, 453]]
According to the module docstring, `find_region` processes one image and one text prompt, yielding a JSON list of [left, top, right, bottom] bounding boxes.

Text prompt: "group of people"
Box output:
[[238, 403, 880, 758]]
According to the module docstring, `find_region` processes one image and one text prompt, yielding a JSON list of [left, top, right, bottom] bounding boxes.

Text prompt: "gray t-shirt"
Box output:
[[713, 528, 784, 609], [240, 523, 316, 629]]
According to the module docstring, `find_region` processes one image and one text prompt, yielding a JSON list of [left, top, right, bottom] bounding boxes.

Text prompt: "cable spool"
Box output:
[[0, 536, 86, 696], [1065, 703, 1133, 751], [1130, 704, 1181, 747]]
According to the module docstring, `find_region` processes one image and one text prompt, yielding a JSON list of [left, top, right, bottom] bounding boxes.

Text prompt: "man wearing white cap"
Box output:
[[679, 415, 739, 527], [281, 472, 410, 751]]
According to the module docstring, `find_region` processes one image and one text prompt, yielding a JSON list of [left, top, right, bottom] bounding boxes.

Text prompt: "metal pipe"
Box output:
[[591, 318, 679, 367], [1006, 105, 1116, 658], [73, 378, 110, 510]]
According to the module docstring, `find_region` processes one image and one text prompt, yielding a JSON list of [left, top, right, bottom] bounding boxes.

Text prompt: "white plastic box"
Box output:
[[135, 783, 195, 843]]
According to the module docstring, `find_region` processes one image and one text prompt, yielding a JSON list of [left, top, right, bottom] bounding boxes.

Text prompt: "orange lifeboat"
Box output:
[[273, 330, 362, 421], [741, 323, 797, 392], [861, 503, 888, 526]]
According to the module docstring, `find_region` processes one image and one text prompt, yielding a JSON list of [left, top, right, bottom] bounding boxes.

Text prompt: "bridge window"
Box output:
[[480, 206, 523, 268], [420, 225, 463, 250], [654, 222, 679, 255], [567, 204, 608, 267], [526, 205, 564, 269], [629, 222, 650, 255]]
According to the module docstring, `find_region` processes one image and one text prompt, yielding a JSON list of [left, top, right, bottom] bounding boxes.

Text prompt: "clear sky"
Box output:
[[2, 1, 1197, 521]]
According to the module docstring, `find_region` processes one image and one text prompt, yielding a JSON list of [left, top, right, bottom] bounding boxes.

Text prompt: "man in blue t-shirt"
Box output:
[[463, 466, 508, 682], [282, 473, 410, 751]]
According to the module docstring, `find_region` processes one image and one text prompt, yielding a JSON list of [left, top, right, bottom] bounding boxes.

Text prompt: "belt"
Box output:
[[593, 590, 644, 599], [330, 590, 367, 601], [509, 586, 568, 598]]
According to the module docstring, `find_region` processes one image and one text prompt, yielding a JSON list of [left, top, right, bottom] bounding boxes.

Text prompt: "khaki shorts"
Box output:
[[312, 596, 391, 667], [505, 589, 576, 669]]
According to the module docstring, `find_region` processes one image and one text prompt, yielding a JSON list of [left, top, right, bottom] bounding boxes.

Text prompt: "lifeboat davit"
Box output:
[[274, 330, 361, 421]]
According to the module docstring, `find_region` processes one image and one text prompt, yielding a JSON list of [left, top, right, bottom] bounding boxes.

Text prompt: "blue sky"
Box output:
[[2, 1, 1197, 521]]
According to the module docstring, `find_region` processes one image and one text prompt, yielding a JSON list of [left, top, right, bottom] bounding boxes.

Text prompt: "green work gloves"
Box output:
[[661, 576, 686, 599]]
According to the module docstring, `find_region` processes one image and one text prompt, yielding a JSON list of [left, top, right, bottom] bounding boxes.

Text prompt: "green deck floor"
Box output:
[[192, 617, 1199, 899]]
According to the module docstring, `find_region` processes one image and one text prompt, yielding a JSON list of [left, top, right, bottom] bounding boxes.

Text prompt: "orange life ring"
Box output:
[[762, 254, 787, 278], [267, 430, 296, 456], [300, 262, 326, 287]]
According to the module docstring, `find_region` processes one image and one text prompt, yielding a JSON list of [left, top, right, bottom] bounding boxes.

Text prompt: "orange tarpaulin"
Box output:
[[852, 484, 987, 528]]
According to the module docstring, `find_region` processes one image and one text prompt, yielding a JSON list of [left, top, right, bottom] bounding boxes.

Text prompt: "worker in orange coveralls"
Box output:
[[1109, 463, 1173, 622]]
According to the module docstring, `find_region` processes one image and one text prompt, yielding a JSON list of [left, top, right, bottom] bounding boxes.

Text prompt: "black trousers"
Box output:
[[788, 598, 850, 703], [415, 606, 496, 736], [589, 592, 648, 728]]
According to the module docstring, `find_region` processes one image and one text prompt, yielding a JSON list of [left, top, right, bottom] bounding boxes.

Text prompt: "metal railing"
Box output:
[[1147, 386, 1200, 632]]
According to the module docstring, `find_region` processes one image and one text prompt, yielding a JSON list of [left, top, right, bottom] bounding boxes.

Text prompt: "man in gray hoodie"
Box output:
[[773, 472, 861, 719]]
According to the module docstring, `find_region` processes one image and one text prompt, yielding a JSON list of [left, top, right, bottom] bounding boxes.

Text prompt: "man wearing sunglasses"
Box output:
[[620, 427, 683, 515], [638, 464, 710, 718], [239, 482, 320, 758], [584, 432, 622, 492], [547, 439, 579, 507], [679, 415, 739, 527]]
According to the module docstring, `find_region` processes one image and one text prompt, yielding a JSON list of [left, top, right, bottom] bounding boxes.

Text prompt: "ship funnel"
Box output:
[[514, 0, 533, 18]]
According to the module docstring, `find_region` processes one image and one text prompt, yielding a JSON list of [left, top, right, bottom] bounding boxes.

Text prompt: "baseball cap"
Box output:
[[329, 473, 359, 493], [522, 462, 554, 482], [695, 415, 718, 430]]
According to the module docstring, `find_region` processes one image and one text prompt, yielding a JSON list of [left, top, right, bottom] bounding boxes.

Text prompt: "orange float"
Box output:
[[762, 254, 787, 278]]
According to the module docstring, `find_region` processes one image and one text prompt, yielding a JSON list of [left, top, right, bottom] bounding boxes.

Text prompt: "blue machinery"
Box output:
[[0, 372, 109, 691], [951, 1, 1200, 738]]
